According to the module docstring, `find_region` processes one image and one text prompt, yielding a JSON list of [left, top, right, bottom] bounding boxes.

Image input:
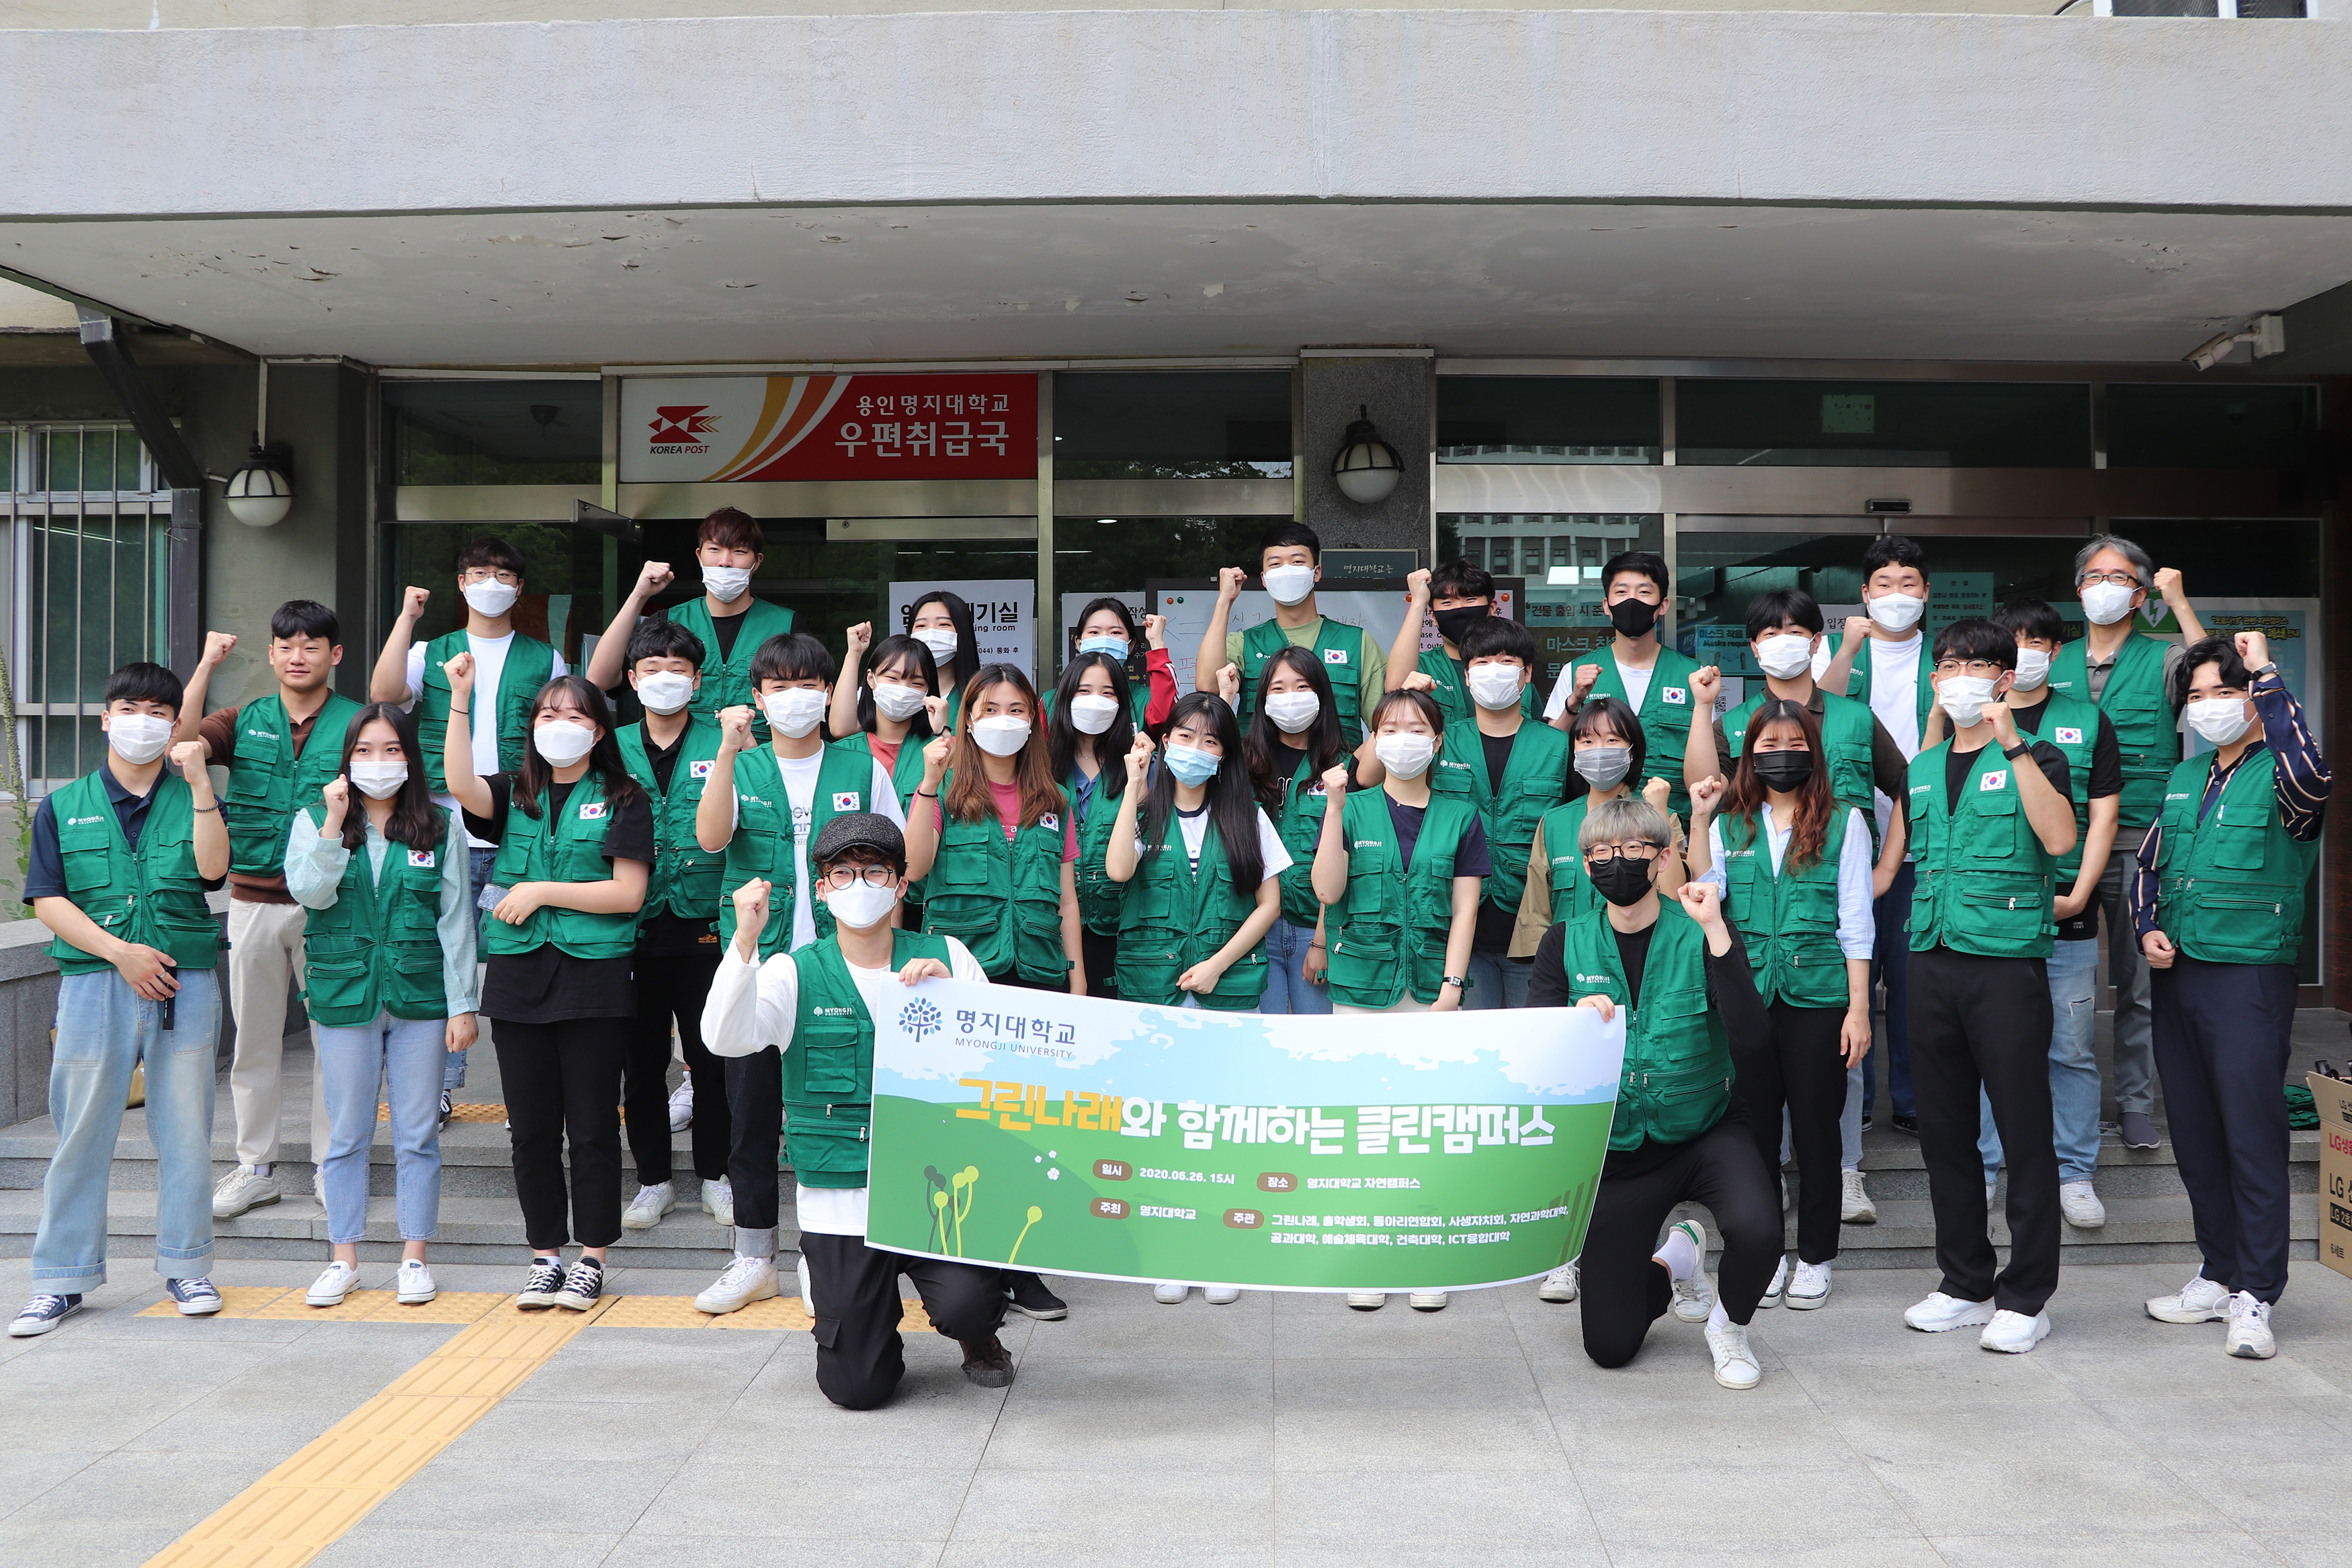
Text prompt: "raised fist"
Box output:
[[1216, 663, 1241, 704], [845, 621, 873, 656], [1404, 567, 1431, 604], [717, 704, 756, 752], [1124, 730, 1155, 787], [401, 586, 431, 621], [1401, 670, 1436, 693], [1571, 662, 1601, 703], [200, 631, 237, 668], [1142, 613, 1168, 650], [732, 876, 772, 935], [442, 651, 475, 695], [634, 560, 675, 599], [1217, 566, 1248, 597], [168, 740, 209, 783]]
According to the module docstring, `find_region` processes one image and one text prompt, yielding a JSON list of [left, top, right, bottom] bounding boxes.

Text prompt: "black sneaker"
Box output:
[[960, 1334, 1017, 1388], [9, 1293, 83, 1338], [516, 1256, 568, 1310], [552, 1258, 604, 1311], [1891, 1114, 1920, 1137], [1859, 1113, 1874, 1132], [438, 1090, 454, 1131], [1004, 1271, 1067, 1321]]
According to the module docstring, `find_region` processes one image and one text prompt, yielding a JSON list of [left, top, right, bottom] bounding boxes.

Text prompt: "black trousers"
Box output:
[[726, 1046, 784, 1233], [1579, 1114, 1781, 1368], [624, 947, 728, 1187], [2152, 956, 2298, 1304], [1908, 944, 2060, 1314], [493, 1015, 631, 1250], [800, 1230, 1009, 1410], [1080, 927, 1120, 1002], [1732, 1001, 1849, 1266]]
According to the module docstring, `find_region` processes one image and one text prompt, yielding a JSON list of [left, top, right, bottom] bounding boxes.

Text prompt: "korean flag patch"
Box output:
[[407, 849, 436, 869], [689, 759, 715, 780], [2054, 727, 2083, 746], [1323, 648, 1349, 665], [1980, 770, 2009, 791], [1040, 813, 1060, 832], [578, 801, 609, 820], [831, 791, 860, 812], [1663, 687, 1688, 705]]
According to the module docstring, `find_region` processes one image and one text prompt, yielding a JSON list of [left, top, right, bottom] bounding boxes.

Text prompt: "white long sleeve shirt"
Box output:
[[702, 932, 986, 1235], [1701, 804, 1876, 963]]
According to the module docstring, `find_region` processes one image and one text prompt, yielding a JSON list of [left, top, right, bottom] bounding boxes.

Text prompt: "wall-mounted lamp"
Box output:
[[1331, 404, 1404, 505], [222, 359, 293, 526]]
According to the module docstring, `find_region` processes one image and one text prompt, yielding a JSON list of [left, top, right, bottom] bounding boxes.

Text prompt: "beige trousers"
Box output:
[[226, 897, 330, 1170]]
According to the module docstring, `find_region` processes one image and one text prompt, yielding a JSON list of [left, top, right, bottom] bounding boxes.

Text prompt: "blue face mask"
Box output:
[[1163, 743, 1222, 786], [1077, 636, 1129, 662]]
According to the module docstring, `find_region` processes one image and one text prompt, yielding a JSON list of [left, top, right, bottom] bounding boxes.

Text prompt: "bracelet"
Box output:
[[916, 787, 939, 799], [449, 707, 470, 715], [1307, 942, 1325, 952], [194, 801, 221, 814]]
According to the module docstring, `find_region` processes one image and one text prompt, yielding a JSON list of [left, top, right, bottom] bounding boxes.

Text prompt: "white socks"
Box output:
[[1706, 1300, 1730, 1334], [1654, 1228, 1699, 1282]]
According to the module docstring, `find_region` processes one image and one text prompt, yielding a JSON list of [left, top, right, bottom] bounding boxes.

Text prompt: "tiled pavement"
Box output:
[[3, 1253, 2348, 1567]]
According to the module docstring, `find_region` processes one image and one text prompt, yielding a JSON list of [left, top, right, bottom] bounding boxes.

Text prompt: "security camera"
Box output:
[[2185, 314, 2285, 372]]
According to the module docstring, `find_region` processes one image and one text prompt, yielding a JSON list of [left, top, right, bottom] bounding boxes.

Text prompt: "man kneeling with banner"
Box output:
[[703, 814, 1019, 1408]]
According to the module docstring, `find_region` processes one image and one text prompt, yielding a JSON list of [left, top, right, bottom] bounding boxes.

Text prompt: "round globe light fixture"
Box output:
[[1331, 404, 1404, 505], [224, 437, 293, 528]]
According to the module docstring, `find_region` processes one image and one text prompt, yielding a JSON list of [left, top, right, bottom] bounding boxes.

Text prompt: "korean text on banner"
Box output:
[[866, 984, 1626, 1293], [620, 374, 1038, 483]]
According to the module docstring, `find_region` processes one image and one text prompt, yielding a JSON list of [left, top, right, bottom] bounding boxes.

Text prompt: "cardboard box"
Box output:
[[2308, 1072, 2352, 1283]]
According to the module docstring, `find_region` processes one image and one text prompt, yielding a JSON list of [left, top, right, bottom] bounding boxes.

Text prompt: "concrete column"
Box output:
[[1300, 350, 1433, 563]]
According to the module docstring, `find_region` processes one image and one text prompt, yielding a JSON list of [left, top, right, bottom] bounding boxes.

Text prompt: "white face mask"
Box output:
[[2011, 647, 2052, 691], [1755, 633, 1815, 681], [1867, 593, 1925, 634], [762, 688, 828, 739], [1263, 691, 1320, 734], [634, 671, 695, 715], [1068, 694, 1121, 735], [532, 720, 597, 767], [872, 683, 927, 722], [913, 627, 960, 663], [2185, 696, 2253, 746], [970, 715, 1032, 757], [349, 760, 410, 799], [462, 579, 519, 617], [1466, 664, 1525, 711], [1263, 564, 1316, 606], [1374, 733, 1436, 779], [701, 564, 753, 603], [2081, 580, 2137, 626], [825, 879, 900, 930], [107, 712, 173, 765], [1935, 675, 1999, 730]]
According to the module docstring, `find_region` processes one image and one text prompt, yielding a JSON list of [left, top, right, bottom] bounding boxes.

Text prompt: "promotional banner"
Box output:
[[888, 580, 1034, 686], [866, 984, 1626, 1293], [620, 374, 1037, 482]]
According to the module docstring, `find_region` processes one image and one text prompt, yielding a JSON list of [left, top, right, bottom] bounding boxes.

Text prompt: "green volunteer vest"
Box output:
[[1718, 806, 1851, 1010], [718, 742, 878, 958], [296, 803, 446, 1026], [45, 769, 222, 975], [1415, 648, 1535, 730], [784, 929, 953, 1188], [1064, 764, 1133, 937], [616, 717, 725, 930], [1325, 787, 1476, 1008], [1844, 635, 1935, 741], [1904, 742, 2057, 959], [1116, 810, 1269, 1009], [1271, 754, 1334, 927], [668, 596, 795, 737], [419, 628, 555, 785], [1722, 689, 1877, 836], [1555, 900, 1730, 1151], [2048, 631, 2177, 830], [922, 797, 1070, 984], [2018, 693, 2103, 883], [836, 729, 934, 920], [2154, 748, 2318, 967], [483, 773, 639, 960], [220, 690, 364, 879], [1571, 644, 1700, 817], [1237, 617, 1367, 746], [1429, 717, 1573, 924], [1534, 795, 1604, 928]]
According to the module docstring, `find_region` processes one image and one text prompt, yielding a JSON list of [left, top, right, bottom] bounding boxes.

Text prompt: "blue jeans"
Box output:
[[317, 1010, 447, 1245], [1464, 947, 1531, 1010], [1258, 918, 1331, 1015], [1978, 937, 2101, 1185], [447, 844, 501, 1092], [33, 968, 220, 1289], [1865, 862, 1917, 1120]]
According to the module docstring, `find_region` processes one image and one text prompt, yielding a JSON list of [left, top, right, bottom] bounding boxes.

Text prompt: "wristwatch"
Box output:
[[2252, 661, 2279, 679], [2002, 740, 2031, 760], [1441, 974, 1473, 992]]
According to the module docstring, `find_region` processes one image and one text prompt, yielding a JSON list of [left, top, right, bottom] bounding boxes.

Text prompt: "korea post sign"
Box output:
[[866, 983, 1626, 1293]]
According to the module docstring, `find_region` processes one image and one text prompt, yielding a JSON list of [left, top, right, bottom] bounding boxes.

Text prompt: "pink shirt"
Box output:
[[932, 781, 1079, 861]]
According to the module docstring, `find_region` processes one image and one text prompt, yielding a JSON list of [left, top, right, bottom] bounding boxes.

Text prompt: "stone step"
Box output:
[[1695, 1191, 2322, 1270], [1790, 1130, 2322, 1203]]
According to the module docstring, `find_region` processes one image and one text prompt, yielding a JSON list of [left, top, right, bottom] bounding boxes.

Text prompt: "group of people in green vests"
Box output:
[[11, 513, 2327, 1395]]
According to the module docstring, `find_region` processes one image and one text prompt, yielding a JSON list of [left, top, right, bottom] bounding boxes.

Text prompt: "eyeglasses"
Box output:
[[2078, 570, 2140, 589], [460, 568, 522, 585], [1585, 842, 1664, 865], [1933, 660, 2007, 680], [821, 865, 899, 890]]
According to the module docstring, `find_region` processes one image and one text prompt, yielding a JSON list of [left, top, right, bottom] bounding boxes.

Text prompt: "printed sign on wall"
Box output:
[[620, 374, 1038, 483], [889, 579, 1035, 686]]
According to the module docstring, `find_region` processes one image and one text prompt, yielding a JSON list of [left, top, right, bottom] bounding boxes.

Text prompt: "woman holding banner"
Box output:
[[1241, 648, 1356, 1015]]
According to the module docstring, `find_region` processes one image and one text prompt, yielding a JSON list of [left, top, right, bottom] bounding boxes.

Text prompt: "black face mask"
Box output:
[[1751, 750, 1816, 793], [1433, 605, 1490, 647], [1589, 855, 1658, 908], [1608, 599, 1660, 638]]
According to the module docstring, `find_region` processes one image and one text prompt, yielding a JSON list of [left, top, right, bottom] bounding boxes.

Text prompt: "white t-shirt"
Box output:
[[1139, 805, 1293, 883], [1862, 633, 1925, 850], [701, 933, 988, 1235], [403, 631, 571, 851], [1542, 653, 1654, 722], [740, 752, 907, 955]]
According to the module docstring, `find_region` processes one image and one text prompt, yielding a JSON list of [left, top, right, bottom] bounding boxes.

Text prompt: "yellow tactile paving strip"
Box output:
[[378, 1101, 507, 1122]]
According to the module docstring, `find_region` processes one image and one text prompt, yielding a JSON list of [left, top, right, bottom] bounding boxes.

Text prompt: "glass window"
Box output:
[[1440, 514, 1665, 694], [1436, 378, 1660, 464], [1676, 380, 2091, 468], [2106, 384, 2319, 470], [386, 380, 602, 486], [1052, 373, 1292, 478]]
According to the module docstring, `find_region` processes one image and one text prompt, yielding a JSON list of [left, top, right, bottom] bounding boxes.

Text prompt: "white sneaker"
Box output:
[[797, 1254, 814, 1313], [1706, 1319, 1762, 1390], [1202, 1286, 1241, 1305], [1406, 1292, 1448, 1312], [2147, 1270, 2232, 1325], [212, 1165, 281, 1219], [701, 1178, 734, 1228], [2058, 1180, 2106, 1229], [1781, 1174, 1791, 1213], [1980, 1308, 2052, 1354], [1759, 1256, 1789, 1309], [1664, 1219, 1714, 1324], [305, 1260, 360, 1307], [1153, 1282, 1190, 1304], [1538, 1264, 1579, 1303], [667, 1078, 694, 1133], [1840, 1170, 1876, 1225], [2225, 1293, 2276, 1360], [396, 1260, 437, 1305], [1345, 1292, 1385, 1311], [1985, 1178, 1999, 1211], [1787, 1260, 1832, 1310], [695, 1256, 778, 1315], [622, 1182, 676, 1231], [1904, 1291, 1996, 1333]]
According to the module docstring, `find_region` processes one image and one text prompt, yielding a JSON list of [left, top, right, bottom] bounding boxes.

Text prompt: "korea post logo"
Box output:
[[831, 791, 860, 811], [1980, 771, 2009, 791], [2054, 727, 2083, 746], [407, 849, 437, 869], [578, 801, 610, 820], [689, 760, 715, 780]]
